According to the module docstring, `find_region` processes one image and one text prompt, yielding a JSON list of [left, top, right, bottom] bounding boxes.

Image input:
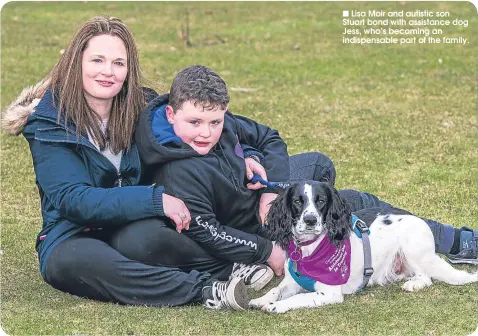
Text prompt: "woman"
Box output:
[[3, 16, 255, 310]]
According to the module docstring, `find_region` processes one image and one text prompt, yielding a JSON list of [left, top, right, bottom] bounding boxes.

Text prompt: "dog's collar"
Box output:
[[289, 238, 318, 262], [295, 238, 317, 246]]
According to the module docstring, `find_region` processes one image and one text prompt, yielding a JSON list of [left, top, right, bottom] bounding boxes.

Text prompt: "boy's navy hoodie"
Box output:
[[135, 94, 290, 264]]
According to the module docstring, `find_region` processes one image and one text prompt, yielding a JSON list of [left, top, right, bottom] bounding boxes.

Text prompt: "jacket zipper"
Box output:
[[70, 133, 125, 187], [116, 171, 123, 187]]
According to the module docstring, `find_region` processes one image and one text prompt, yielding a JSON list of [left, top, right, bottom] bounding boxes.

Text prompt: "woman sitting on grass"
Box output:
[[2, 16, 256, 310]]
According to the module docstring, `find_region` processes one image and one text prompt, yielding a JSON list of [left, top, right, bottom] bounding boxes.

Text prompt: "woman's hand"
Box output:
[[267, 243, 286, 276], [259, 193, 279, 224], [162, 193, 191, 232], [245, 157, 267, 190]]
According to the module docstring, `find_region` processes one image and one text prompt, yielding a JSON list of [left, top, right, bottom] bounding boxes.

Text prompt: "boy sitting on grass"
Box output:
[[136, 65, 288, 304]]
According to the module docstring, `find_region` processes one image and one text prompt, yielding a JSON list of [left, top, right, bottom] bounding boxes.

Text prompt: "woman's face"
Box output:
[[82, 34, 128, 110]]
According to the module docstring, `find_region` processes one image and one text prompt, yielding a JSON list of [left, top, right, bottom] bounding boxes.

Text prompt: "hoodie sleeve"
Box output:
[[22, 123, 165, 227], [158, 163, 273, 264], [230, 113, 290, 184]]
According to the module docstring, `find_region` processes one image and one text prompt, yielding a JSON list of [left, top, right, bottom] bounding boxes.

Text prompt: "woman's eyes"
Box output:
[[91, 59, 125, 66]]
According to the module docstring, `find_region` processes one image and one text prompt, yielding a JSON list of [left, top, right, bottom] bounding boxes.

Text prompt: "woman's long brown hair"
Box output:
[[48, 16, 145, 154]]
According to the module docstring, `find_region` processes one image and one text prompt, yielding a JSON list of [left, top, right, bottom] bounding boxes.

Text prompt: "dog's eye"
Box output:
[[293, 199, 302, 206], [316, 199, 325, 204]]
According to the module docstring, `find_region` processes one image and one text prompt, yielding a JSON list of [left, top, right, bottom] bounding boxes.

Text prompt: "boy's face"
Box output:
[[166, 100, 226, 155]]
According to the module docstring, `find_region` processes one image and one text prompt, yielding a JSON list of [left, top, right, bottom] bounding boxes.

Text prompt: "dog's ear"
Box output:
[[265, 186, 295, 250], [325, 185, 352, 245]]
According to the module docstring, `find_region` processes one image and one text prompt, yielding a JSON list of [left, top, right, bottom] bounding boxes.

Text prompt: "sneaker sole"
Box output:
[[227, 277, 249, 311], [246, 267, 274, 291], [447, 258, 478, 265]]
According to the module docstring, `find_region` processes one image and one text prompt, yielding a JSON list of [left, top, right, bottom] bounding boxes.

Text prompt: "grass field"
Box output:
[[1, 1, 477, 335]]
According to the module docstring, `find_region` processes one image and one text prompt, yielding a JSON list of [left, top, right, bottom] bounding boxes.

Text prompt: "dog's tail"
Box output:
[[422, 254, 478, 285], [396, 215, 478, 286]]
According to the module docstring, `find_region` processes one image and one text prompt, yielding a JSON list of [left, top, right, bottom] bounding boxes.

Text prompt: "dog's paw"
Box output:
[[264, 302, 289, 314], [402, 275, 431, 292], [249, 295, 275, 309], [249, 297, 269, 309]]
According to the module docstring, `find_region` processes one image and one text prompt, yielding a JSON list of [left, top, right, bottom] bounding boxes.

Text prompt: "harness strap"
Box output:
[[352, 215, 374, 293]]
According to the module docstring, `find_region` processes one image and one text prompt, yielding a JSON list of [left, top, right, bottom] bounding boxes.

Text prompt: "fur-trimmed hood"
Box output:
[[2, 79, 50, 135]]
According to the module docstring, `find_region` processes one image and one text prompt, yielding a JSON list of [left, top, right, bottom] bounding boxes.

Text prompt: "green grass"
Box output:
[[1, 1, 477, 335]]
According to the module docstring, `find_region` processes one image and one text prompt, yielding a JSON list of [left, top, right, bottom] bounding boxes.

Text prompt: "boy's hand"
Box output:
[[245, 157, 267, 190], [267, 243, 286, 276], [259, 193, 279, 224], [162, 193, 191, 232]]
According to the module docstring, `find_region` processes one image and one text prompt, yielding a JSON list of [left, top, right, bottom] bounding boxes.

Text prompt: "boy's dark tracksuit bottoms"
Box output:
[[44, 152, 455, 306]]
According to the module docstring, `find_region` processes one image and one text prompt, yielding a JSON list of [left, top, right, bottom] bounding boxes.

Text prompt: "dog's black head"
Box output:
[[266, 181, 352, 250]]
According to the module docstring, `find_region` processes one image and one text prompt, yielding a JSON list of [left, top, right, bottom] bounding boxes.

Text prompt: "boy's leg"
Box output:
[[110, 218, 233, 281], [338, 189, 477, 262], [289, 152, 336, 185]]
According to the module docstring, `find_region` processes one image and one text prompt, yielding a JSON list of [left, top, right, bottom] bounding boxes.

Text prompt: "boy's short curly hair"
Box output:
[[169, 65, 230, 111]]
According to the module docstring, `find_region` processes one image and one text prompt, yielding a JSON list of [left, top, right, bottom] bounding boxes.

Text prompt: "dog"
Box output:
[[249, 181, 477, 313]]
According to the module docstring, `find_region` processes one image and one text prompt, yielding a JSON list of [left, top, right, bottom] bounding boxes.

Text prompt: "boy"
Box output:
[[138, 65, 289, 280]]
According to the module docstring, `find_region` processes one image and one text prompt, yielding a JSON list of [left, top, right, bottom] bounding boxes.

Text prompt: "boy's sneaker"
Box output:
[[230, 263, 274, 291], [447, 229, 478, 265], [447, 248, 478, 265], [202, 277, 248, 310]]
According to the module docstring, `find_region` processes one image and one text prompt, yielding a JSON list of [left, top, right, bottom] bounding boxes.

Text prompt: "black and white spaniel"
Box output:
[[249, 181, 477, 314]]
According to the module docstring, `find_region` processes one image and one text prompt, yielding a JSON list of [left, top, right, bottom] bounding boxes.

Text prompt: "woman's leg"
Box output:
[[289, 152, 336, 185], [109, 218, 233, 281], [44, 233, 211, 306]]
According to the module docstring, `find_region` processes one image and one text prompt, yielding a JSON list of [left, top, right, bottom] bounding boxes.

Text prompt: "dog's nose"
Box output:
[[304, 214, 317, 227]]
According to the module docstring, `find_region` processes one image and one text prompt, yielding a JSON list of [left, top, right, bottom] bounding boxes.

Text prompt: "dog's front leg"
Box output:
[[249, 266, 303, 309], [265, 284, 344, 314]]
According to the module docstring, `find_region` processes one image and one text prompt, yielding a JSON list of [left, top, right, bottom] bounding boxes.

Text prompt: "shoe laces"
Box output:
[[204, 281, 230, 309], [231, 263, 262, 282]]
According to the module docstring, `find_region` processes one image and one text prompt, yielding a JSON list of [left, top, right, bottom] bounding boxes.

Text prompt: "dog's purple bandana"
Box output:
[[287, 236, 351, 286]]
